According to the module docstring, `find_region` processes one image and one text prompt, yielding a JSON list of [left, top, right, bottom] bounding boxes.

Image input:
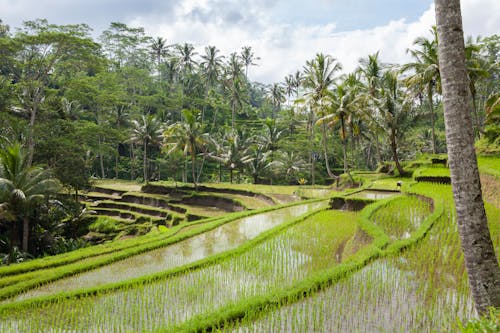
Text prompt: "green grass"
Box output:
[[478, 155, 500, 178]]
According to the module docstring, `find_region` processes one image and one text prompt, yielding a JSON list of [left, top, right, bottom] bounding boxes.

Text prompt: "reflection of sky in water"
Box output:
[[16, 202, 325, 301], [349, 190, 399, 199]]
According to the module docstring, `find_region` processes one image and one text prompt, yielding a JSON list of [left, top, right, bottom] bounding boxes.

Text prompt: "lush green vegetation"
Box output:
[[0, 13, 498, 333]]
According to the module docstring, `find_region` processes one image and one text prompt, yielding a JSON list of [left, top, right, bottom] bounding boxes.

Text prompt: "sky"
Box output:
[[1, 0, 499, 84]]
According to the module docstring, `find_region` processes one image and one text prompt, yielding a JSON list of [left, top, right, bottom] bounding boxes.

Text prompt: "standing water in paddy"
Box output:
[[14, 201, 326, 300]]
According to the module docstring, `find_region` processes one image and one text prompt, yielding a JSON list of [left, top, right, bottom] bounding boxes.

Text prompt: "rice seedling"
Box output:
[[11, 202, 326, 301], [221, 182, 499, 332], [0, 208, 367, 332]]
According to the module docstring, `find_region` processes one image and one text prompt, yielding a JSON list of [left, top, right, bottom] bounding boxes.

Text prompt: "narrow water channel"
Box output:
[[15, 201, 326, 300]]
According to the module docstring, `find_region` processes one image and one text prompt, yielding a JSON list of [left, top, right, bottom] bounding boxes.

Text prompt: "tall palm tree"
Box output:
[[268, 83, 285, 119], [358, 52, 386, 165], [151, 37, 169, 79], [435, 0, 500, 314], [401, 28, 440, 154], [130, 115, 163, 182], [240, 46, 259, 80], [465, 37, 490, 138], [224, 53, 245, 129], [302, 53, 342, 179], [0, 144, 60, 253], [200, 46, 224, 123], [376, 70, 409, 175], [317, 73, 360, 182], [163, 109, 207, 187], [175, 43, 198, 75]]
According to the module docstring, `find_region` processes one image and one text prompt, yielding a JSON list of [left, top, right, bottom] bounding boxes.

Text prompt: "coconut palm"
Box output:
[[302, 53, 342, 178], [273, 151, 308, 184], [130, 115, 163, 182], [224, 53, 246, 129], [268, 83, 286, 119], [375, 70, 409, 175], [0, 144, 60, 253], [401, 27, 440, 153], [151, 37, 169, 78], [358, 52, 386, 165], [435, 0, 500, 314], [175, 43, 198, 75], [245, 145, 272, 184], [200, 46, 224, 123], [208, 129, 252, 183], [240, 46, 259, 80], [317, 73, 361, 182], [465, 37, 490, 137], [163, 109, 207, 187]]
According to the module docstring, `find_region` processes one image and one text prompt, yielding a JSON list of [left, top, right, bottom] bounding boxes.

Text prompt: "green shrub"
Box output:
[[89, 217, 120, 234]]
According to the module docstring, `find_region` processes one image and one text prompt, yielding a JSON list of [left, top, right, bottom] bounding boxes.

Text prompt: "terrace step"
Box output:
[[119, 193, 187, 214], [91, 201, 184, 223]]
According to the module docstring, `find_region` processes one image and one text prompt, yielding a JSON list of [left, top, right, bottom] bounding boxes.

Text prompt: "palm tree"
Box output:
[[317, 73, 360, 182], [302, 53, 342, 179], [435, 0, 500, 314], [273, 151, 307, 184], [175, 43, 198, 75], [401, 28, 440, 153], [151, 37, 169, 79], [208, 130, 252, 183], [245, 145, 272, 184], [130, 115, 163, 182], [268, 83, 286, 119], [358, 52, 386, 165], [240, 46, 259, 80], [0, 144, 60, 253], [465, 37, 490, 137], [376, 70, 409, 175], [163, 109, 207, 187], [224, 53, 245, 129], [200, 46, 224, 123]]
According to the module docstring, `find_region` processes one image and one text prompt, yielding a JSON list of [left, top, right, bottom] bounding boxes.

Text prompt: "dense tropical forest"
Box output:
[[0, 12, 499, 331]]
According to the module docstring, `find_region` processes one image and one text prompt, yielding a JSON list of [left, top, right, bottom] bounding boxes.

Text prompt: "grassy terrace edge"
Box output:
[[0, 198, 325, 304], [165, 186, 443, 333]]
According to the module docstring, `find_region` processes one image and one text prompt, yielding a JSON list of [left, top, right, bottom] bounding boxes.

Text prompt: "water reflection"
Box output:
[[16, 201, 325, 300]]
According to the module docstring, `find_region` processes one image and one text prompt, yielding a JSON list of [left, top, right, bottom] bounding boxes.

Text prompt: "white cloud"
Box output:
[[132, 0, 498, 84]]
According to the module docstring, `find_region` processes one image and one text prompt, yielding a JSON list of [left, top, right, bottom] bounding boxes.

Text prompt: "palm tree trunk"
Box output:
[[143, 141, 148, 182], [340, 115, 354, 183], [191, 154, 197, 189], [428, 84, 437, 154], [98, 136, 105, 178], [435, 0, 500, 315], [321, 121, 336, 178], [374, 132, 382, 166], [390, 128, 404, 175], [22, 217, 29, 252], [130, 143, 135, 180]]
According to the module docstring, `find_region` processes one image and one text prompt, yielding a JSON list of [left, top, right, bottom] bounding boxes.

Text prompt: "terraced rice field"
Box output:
[[0, 176, 498, 332]]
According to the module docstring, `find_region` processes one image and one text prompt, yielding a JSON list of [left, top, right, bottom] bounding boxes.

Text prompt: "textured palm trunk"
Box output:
[[427, 84, 437, 154], [22, 217, 29, 252], [143, 141, 148, 182], [98, 136, 105, 179], [320, 121, 335, 179], [340, 115, 354, 183], [389, 127, 404, 175], [435, 0, 500, 315]]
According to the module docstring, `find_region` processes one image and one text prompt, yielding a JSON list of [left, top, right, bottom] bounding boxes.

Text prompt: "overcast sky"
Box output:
[[1, 0, 499, 83]]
